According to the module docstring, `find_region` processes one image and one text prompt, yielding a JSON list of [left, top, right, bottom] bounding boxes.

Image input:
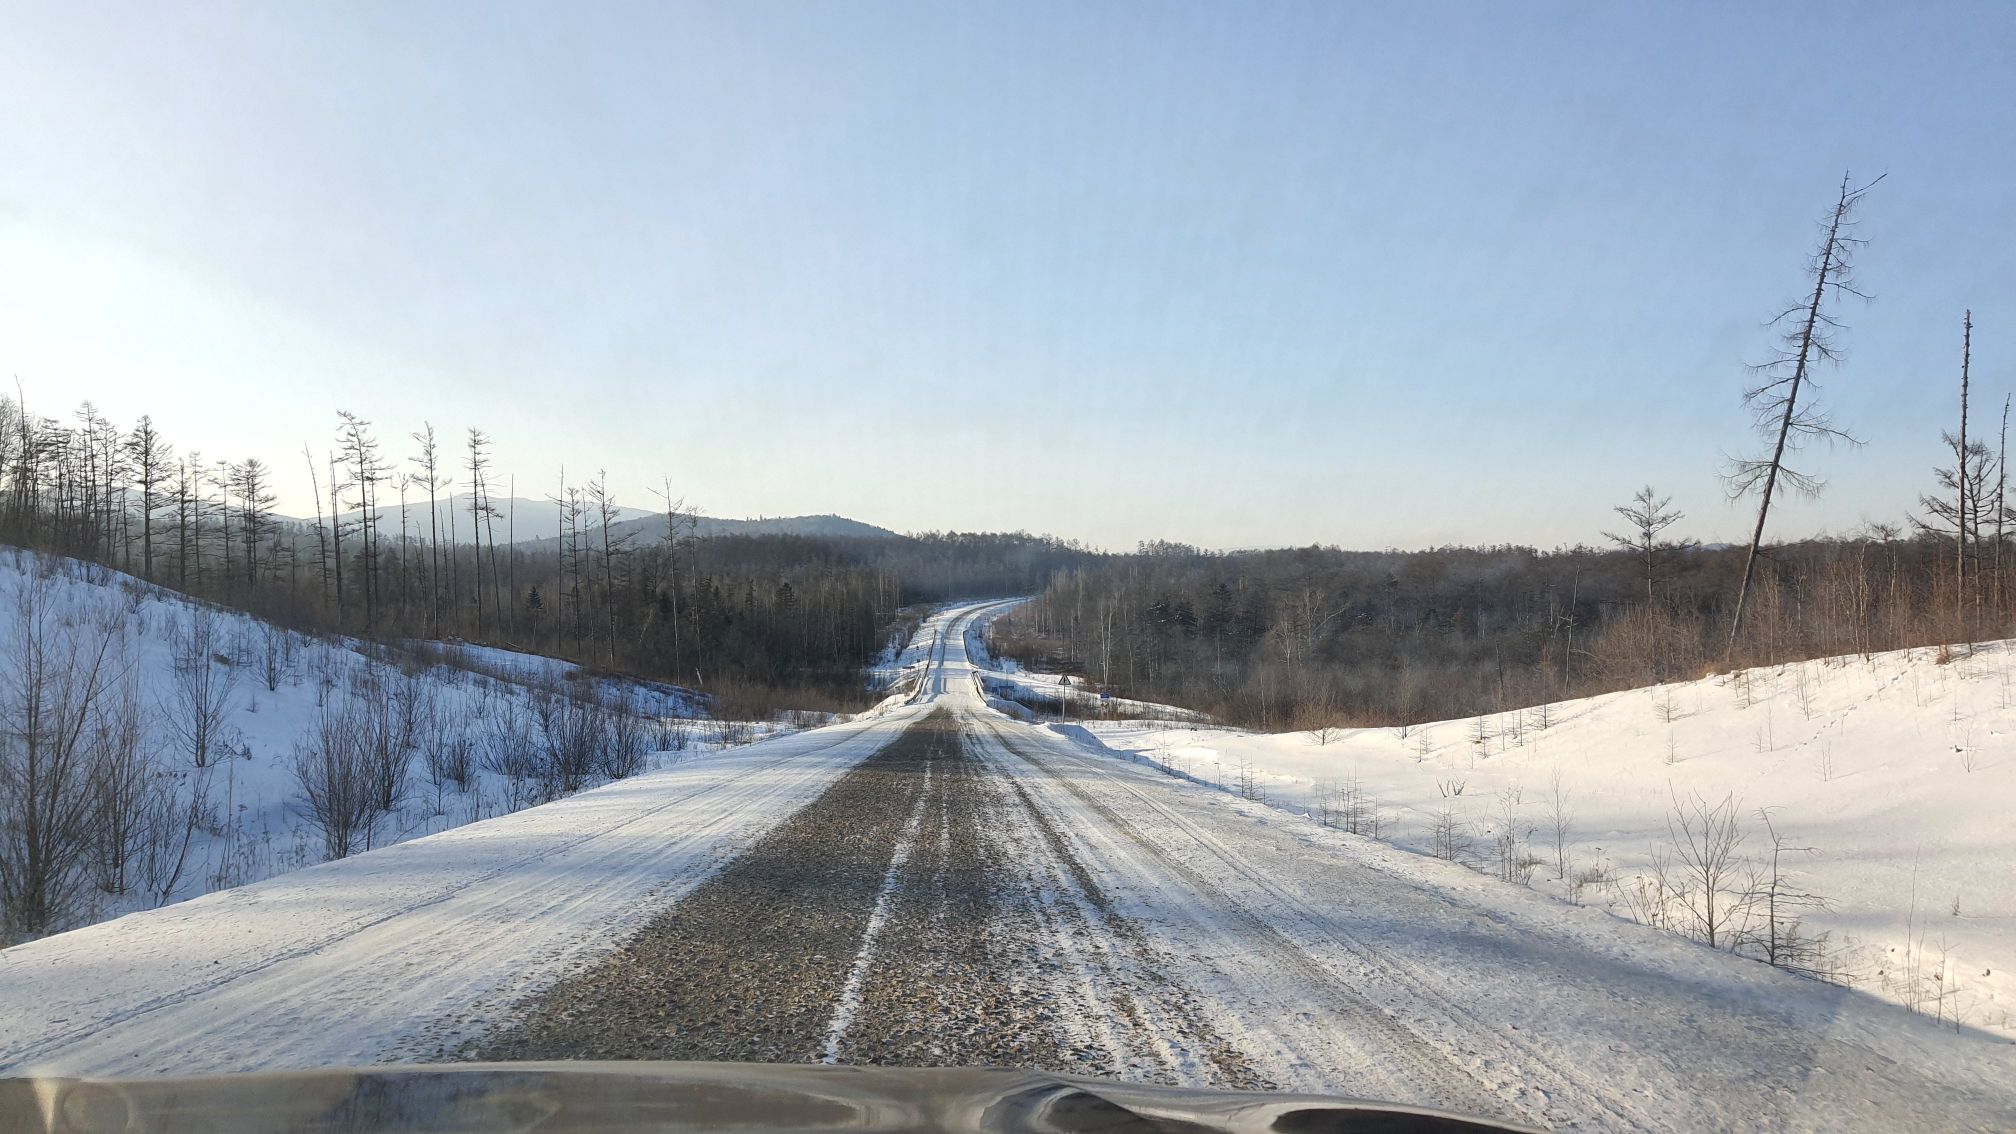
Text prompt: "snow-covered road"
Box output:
[[0, 679, 939, 1075], [4, 600, 2013, 1131]]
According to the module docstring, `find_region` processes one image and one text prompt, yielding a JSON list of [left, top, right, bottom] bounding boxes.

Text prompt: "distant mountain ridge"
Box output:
[[526, 512, 900, 548], [282, 496, 899, 545], [690, 514, 897, 540], [310, 494, 655, 534]]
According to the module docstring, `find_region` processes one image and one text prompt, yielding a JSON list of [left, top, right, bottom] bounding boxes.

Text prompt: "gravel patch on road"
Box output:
[[832, 722, 1079, 1069], [477, 716, 942, 1062]]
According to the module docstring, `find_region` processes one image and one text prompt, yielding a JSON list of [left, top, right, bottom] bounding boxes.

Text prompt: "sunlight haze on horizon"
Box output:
[[2, 1, 2011, 551]]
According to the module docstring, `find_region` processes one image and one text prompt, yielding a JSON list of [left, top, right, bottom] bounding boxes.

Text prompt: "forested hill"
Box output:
[[511, 512, 900, 551], [0, 395, 1095, 716]]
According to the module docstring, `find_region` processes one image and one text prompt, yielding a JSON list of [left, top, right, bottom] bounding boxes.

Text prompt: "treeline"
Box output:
[[0, 396, 1097, 715], [990, 532, 1999, 731], [990, 176, 2005, 731]]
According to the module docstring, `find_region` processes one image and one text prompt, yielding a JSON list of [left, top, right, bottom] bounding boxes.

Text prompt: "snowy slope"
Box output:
[[0, 549, 765, 941], [417, 639, 722, 720], [986, 640, 2016, 1033]]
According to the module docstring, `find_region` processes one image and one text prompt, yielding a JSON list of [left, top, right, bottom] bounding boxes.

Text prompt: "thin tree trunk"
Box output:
[[427, 464, 440, 638], [1997, 396, 2009, 616], [1730, 178, 1855, 652], [329, 450, 344, 622], [1958, 310, 1972, 634], [507, 481, 516, 639]]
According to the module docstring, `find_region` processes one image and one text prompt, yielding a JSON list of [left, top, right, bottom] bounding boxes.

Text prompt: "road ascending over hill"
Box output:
[[3, 601, 2012, 1132]]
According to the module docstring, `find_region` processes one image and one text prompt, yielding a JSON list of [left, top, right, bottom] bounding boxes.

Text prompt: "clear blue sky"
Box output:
[[2, 2, 2010, 550]]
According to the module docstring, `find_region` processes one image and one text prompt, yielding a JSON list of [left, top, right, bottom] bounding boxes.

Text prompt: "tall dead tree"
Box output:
[[69, 403, 119, 562], [410, 425, 442, 639], [1957, 312, 1973, 626], [171, 457, 196, 589], [327, 450, 348, 622], [1997, 395, 2010, 611], [465, 429, 495, 634], [549, 466, 566, 649], [590, 471, 632, 665], [304, 446, 331, 612], [553, 476, 589, 653], [337, 413, 389, 629], [395, 472, 411, 624], [123, 416, 171, 581], [228, 457, 277, 587], [1915, 314, 1995, 634], [186, 449, 213, 591], [654, 477, 689, 677], [1726, 173, 1880, 651], [486, 462, 504, 632], [207, 459, 234, 600]]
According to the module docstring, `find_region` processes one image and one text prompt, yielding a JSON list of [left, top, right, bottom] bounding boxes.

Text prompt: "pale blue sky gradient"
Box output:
[[2, 2, 2011, 549]]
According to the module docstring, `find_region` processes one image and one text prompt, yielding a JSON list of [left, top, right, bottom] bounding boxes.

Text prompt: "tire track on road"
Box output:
[[989, 768, 1266, 1087], [1055, 743, 1650, 1130], [976, 717, 1532, 1124]]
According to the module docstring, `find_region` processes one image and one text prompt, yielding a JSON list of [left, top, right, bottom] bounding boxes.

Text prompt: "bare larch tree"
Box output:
[[1604, 485, 1695, 606], [1726, 173, 1881, 650], [122, 415, 171, 581], [411, 424, 442, 638], [1996, 395, 2011, 610], [1915, 312, 1996, 632]]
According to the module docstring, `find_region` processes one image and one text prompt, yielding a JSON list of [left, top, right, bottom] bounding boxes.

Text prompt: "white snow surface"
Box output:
[[417, 639, 723, 721]]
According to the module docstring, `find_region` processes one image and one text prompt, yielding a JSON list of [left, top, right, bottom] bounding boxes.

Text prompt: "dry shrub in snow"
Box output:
[[290, 698, 381, 861], [0, 578, 139, 936], [163, 609, 239, 769]]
